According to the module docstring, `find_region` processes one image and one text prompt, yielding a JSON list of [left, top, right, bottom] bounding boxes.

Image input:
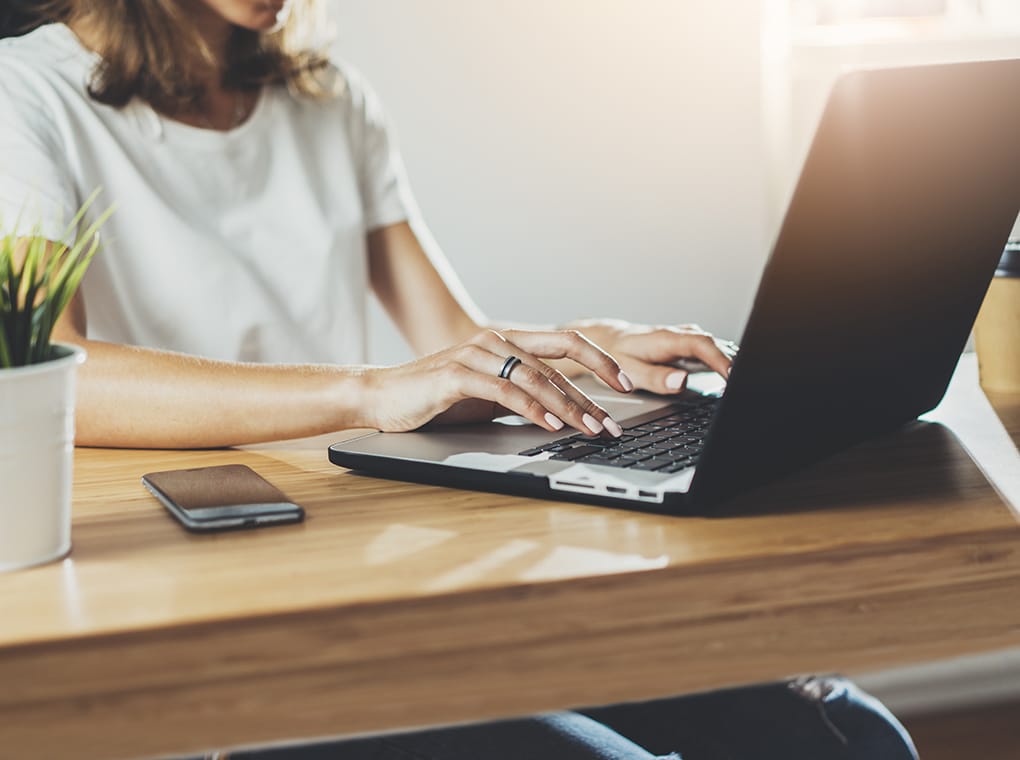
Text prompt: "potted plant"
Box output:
[[0, 191, 113, 572]]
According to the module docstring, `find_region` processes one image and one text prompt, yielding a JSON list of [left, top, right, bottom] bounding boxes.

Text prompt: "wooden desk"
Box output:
[[1, 356, 1017, 760]]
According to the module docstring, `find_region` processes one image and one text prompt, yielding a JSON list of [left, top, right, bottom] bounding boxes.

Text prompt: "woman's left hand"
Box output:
[[566, 319, 737, 394]]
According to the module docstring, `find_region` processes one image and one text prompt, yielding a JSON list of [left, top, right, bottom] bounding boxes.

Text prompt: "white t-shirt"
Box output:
[[0, 24, 411, 364]]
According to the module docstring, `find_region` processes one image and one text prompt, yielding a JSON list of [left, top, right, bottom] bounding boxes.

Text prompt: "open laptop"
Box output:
[[330, 60, 1020, 513]]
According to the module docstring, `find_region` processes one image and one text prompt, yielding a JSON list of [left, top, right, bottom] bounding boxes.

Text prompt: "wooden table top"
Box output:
[[1, 354, 1017, 760]]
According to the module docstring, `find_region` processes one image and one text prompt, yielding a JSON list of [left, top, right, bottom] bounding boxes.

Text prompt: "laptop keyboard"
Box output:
[[517, 396, 720, 473]]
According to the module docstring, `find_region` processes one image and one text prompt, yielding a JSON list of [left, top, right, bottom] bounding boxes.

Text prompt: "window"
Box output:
[[791, 0, 1020, 34]]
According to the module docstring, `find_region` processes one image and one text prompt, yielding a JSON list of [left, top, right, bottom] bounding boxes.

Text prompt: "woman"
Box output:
[[0, 2, 917, 758], [2, 0, 733, 448]]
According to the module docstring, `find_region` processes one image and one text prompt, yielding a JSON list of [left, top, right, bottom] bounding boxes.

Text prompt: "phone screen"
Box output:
[[142, 464, 304, 530]]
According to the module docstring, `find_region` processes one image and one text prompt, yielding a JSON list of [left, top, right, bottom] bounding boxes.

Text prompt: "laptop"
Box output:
[[330, 60, 1020, 513]]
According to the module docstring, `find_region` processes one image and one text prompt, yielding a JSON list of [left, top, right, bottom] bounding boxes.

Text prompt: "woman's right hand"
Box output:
[[359, 329, 634, 437]]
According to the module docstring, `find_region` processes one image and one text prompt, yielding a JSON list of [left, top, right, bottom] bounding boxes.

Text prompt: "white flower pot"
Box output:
[[0, 343, 85, 572]]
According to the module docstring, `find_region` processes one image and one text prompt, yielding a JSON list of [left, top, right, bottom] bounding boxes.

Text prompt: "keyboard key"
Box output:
[[615, 455, 648, 466], [630, 460, 670, 471], [645, 432, 677, 443], [551, 445, 605, 461], [593, 446, 621, 455], [627, 451, 657, 462], [627, 425, 658, 434], [663, 463, 693, 473], [577, 456, 618, 466]]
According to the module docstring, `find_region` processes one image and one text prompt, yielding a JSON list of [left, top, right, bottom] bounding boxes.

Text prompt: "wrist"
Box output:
[[327, 365, 381, 431]]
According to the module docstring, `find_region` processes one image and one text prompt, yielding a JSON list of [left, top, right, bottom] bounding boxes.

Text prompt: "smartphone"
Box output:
[[141, 464, 305, 532]]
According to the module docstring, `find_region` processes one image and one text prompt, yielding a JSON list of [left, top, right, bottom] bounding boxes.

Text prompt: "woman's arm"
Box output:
[[368, 221, 485, 354], [368, 221, 736, 391], [55, 285, 631, 449], [55, 293, 370, 448]]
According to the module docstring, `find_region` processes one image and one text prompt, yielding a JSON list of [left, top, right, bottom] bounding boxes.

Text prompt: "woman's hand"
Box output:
[[360, 329, 634, 436], [566, 319, 737, 394]]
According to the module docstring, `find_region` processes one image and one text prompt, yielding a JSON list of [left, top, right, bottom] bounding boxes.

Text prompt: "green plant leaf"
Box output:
[[46, 206, 114, 321], [57, 187, 102, 248], [0, 313, 11, 368], [17, 232, 49, 365], [0, 189, 114, 367]]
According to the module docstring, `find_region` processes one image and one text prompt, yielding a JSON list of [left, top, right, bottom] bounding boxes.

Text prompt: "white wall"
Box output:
[[330, 0, 769, 364]]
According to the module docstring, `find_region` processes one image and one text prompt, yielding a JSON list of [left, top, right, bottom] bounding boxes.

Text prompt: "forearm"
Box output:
[[369, 222, 483, 354], [72, 339, 371, 449]]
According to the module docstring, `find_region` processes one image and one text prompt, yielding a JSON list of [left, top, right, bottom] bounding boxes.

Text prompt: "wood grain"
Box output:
[[0, 355, 1017, 759]]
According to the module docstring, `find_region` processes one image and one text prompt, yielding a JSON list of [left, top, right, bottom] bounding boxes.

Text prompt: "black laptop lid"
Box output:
[[691, 60, 1020, 506]]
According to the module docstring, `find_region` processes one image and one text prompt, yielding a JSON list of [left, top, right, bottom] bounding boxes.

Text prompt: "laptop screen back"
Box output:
[[691, 60, 1020, 506]]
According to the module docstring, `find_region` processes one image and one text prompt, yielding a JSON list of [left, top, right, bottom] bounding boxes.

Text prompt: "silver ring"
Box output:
[[498, 355, 523, 380]]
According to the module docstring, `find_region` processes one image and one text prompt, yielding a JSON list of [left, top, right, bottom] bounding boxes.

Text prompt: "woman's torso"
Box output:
[[0, 24, 409, 364]]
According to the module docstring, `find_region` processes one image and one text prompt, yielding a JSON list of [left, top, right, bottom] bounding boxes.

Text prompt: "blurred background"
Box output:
[[330, 0, 1020, 363]]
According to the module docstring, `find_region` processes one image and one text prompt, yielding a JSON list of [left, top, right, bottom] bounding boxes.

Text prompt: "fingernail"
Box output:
[[618, 371, 634, 392], [726, 365, 732, 378], [582, 413, 603, 435], [604, 417, 623, 438], [545, 413, 565, 430], [665, 371, 687, 390]]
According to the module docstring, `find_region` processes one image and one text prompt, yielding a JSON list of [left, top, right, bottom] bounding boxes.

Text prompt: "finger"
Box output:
[[469, 331, 624, 435], [457, 342, 619, 437], [621, 359, 690, 395], [496, 328, 634, 394], [440, 361, 566, 433], [518, 359, 624, 437], [678, 333, 733, 378], [628, 329, 734, 380], [535, 365, 625, 438]]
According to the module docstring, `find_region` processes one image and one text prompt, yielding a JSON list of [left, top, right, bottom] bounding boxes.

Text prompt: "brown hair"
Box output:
[[36, 0, 332, 114]]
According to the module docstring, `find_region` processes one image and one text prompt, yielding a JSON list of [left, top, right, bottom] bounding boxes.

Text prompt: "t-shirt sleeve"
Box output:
[[341, 65, 414, 232], [0, 68, 80, 246]]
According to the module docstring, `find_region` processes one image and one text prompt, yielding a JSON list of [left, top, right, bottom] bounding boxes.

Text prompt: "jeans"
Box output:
[[229, 677, 918, 760]]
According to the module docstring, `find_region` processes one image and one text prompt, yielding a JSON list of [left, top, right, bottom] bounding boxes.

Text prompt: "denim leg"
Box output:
[[583, 677, 917, 760], [787, 676, 918, 760], [232, 712, 669, 760]]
